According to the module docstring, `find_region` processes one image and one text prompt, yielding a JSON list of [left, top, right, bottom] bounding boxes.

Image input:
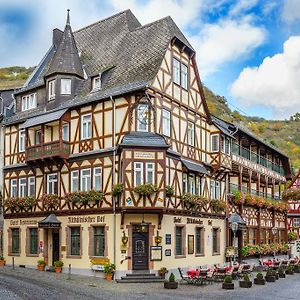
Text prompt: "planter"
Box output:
[[164, 281, 178, 289], [222, 283, 234, 290], [0, 260, 6, 267], [37, 265, 45, 271], [159, 273, 167, 279], [265, 276, 276, 282], [239, 281, 252, 288], [254, 278, 265, 285], [294, 268, 300, 273], [286, 270, 294, 275], [279, 273, 286, 278], [105, 273, 113, 281], [54, 267, 62, 273]]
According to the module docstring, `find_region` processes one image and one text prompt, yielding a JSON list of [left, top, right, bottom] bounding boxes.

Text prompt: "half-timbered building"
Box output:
[[2, 10, 233, 278]]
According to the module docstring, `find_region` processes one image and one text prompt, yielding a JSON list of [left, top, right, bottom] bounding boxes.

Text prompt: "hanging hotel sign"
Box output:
[[134, 152, 155, 159]]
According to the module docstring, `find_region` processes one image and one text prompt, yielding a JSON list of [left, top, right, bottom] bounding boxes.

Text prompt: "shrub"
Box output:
[[168, 273, 176, 282], [134, 184, 158, 196], [256, 272, 263, 280], [224, 275, 232, 283], [278, 268, 284, 275], [266, 269, 273, 277], [243, 274, 250, 282], [112, 183, 124, 197], [288, 231, 298, 242]]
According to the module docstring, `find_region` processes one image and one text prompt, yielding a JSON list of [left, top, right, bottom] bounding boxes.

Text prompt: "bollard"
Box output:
[[12, 257, 14, 270], [67, 264, 71, 280]]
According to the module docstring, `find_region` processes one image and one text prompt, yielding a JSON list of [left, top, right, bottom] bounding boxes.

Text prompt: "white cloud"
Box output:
[[229, 0, 258, 16], [190, 17, 266, 77], [282, 0, 300, 24], [231, 36, 300, 118]]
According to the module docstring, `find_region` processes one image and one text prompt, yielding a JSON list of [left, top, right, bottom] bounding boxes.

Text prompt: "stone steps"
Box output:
[[117, 271, 165, 283]]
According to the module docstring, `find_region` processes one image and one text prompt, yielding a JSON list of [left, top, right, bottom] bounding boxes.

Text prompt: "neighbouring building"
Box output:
[[1, 10, 292, 278]]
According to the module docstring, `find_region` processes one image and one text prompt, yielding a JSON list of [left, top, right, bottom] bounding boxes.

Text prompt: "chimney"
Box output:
[[52, 28, 63, 49]]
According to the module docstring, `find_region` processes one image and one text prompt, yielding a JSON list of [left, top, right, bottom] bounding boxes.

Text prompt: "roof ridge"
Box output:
[[132, 15, 172, 31], [74, 9, 132, 34]]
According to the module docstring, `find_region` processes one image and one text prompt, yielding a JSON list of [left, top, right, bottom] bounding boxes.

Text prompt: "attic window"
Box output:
[[61, 79, 71, 95], [48, 80, 56, 101], [92, 76, 101, 90], [22, 93, 37, 111]]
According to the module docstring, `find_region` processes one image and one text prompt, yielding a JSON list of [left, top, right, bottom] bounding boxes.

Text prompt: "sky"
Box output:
[[1, 0, 300, 120]]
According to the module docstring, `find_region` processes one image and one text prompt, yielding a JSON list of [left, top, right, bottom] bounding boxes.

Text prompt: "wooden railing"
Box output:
[[26, 140, 70, 161]]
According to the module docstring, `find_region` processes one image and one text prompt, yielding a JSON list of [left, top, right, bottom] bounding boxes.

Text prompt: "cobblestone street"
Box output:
[[0, 267, 299, 300]]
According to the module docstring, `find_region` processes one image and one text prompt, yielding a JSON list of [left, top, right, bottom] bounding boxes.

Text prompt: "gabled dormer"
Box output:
[[44, 10, 84, 109]]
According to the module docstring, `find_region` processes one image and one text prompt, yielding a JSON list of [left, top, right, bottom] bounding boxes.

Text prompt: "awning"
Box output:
[[228, 213, 246, 225], [20, 108, 68, 129], [181, 159, 209, 175], [38, 214, 61, 229]]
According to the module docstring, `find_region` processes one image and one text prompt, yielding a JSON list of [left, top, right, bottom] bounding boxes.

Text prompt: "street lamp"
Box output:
[[230, 222, 239, 264]]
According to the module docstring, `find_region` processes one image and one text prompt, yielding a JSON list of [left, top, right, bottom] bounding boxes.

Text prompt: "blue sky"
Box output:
[[1, 0, 300, 119]]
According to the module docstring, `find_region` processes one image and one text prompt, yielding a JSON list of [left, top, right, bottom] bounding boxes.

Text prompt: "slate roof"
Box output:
[[10, 10, 194, 111], [211, 116, 236, 138], [181, 158, 209, 175], [0, 89, 15, 109], [120, 132, 169, 148]]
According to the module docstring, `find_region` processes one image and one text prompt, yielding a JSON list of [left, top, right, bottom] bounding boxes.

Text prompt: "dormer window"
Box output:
[[92, 76, 101, 90], [48, 80, 56, 101], [61, 78, 72, 95], [22, 93, 37, 111]]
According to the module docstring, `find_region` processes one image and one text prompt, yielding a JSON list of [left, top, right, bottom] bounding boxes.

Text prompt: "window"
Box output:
[[19, 130, 25, 152], [47, 173, 58, 194], [248, 228, 256, 245], [162, 109, 171, 137], [137, 104, 149, 132], [22, 93, 37, 111], [182, 174, 187, 194], [146, 163, 155, 185], [29, 228, 38, 255], [211, 134, 219, 152], [10, 179, 17, 198], [188, 174, 196, 194], [195, 227, 204, 255], [71, 170, 79, 192], [210, 180, 221, 199], [35, 130, 41, 145], [294, 218, 300, 227], [183, 174, 202, 195], [93, 167, 102, 191], [181, 64, 188, 89], [92, 76, 101, 90], [94, 226, 105, 256], [173, 58, 181, 85], [134, 162, 143, 186], [61, 79, 71, 95], [173, 58, 189, 89], [81, 169, 91, 192], [224, 137, 231, 154], [62, 123, 69, 141], [212, 228, 220, 254], [19, 178, 27, 198], [28, 177, 35, 197], [11, 228, 20, 254], [81, 114, 92, 140], [187, 122, 195, 146], [70, 227, 81, 256], [175, 226, 183, 256], [48, 80, 56, 100]]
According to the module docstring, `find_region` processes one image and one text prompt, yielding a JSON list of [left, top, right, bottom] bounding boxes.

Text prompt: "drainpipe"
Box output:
[[110, 96, 116, 270]]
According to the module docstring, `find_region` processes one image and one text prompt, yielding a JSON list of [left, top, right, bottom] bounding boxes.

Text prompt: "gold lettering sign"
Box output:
[[90, 257, 109, 265], [68, 216, 105, 224], [10, 219, 38, 226], [134, 152, 155, 159]]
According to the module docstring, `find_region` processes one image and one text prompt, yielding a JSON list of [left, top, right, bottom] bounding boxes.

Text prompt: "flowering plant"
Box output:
[[41, 194, 60, 210], [134, 183, 158, 196], [182, 193, 209, 211], [232, 190, 245, 205], [65, 190, 103, 206], [210, 199, 226, 213]]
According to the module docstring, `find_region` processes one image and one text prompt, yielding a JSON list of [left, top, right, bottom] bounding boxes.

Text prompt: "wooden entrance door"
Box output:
[[132, 225, 149, 270], [52, 231, 60, 266]]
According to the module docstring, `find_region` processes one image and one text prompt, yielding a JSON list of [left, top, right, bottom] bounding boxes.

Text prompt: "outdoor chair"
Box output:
[[236, 264, 244, 279], [178, 267, 193, 284]]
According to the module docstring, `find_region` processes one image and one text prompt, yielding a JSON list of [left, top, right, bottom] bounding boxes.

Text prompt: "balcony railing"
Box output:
[[26, 140, 70, 161], [229, 183, 281, 200], [232, 143, 285, 176]]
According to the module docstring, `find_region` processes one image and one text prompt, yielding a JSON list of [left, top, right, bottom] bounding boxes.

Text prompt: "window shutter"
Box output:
[[26, 228, 29, 256], [8, 229, 12, 256], [217, 228, 221, 254], [88, 226, 93, 257], [201, 228, 205, 255], [66, 227, 70, 256]]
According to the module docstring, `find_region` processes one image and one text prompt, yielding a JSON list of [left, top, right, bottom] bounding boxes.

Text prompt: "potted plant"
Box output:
[[222, 275, 234, 290], [158, 267, 168, 279], [164, 272, 178, 289], [293, 264, 300, 273], [134, 183, 158, 197], [104, 263, 116, 281], [0, 256, 6, 267], [265, 269, 276, 282], [239, 274, 252, 288], [288, 231, 298, 242], [112, 183, 124, 197], [286, 265, 294, 275], [54, 260, 64, 273], [165, 185, 174, 198], [278, 268, 286, 278], [254, 272, 265, 285], [37, 259, 46, 271]]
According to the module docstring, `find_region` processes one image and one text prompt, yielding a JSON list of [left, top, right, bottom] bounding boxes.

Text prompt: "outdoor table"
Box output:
[[263, 261, 274, 267], [187, 269, 199, 278]]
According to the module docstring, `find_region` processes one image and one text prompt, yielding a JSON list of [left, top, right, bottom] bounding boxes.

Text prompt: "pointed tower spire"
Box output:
[[66, 9, 70, 26], [45, 10, 84, 78]]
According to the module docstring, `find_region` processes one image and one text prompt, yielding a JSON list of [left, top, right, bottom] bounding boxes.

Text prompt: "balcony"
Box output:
[[229, 183, 280, 201], [26, 140, 70, 161], [232, 143, 285, 180]]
